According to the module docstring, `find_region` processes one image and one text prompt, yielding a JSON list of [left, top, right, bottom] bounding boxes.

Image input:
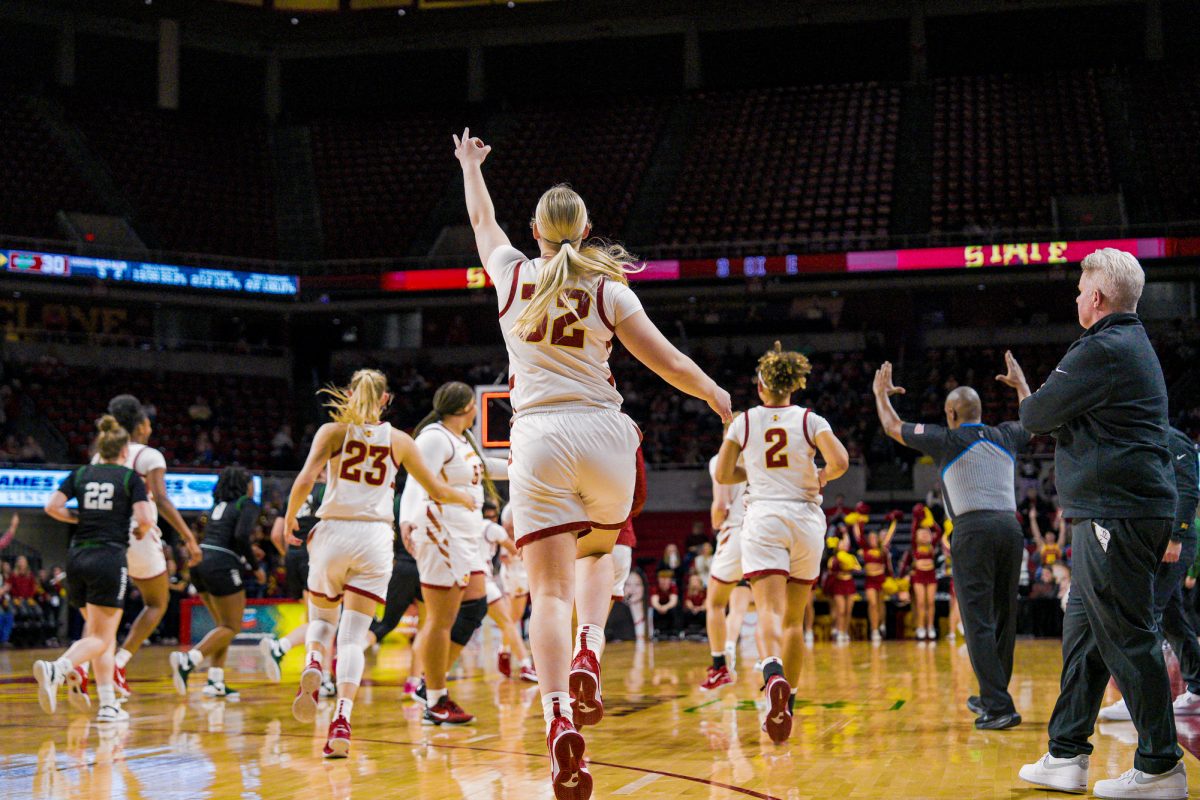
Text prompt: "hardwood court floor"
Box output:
[[2, 636, 1199, 799]]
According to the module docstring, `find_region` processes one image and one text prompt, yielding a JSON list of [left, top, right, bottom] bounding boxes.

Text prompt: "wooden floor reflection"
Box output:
[[2, 636, 1198, 799]]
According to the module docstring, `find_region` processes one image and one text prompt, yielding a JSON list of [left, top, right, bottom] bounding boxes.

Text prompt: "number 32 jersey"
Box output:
[[727, 405, 832, 505], [318, 422, 398, 523], [486, 245, 644, 413]]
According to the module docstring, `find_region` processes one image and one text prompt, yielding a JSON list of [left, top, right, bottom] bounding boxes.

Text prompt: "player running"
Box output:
[[714, 342, 849, 744], [455, 128, 731, 799], [283, 369, 473, 758], [37, 415, 154, 723], [700, 443, 753, 691]]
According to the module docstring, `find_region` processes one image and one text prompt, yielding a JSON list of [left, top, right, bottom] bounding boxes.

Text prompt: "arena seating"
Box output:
[[658, 84, 900, 250], [311, 112, 460, 259], [70, 102, 278, 258], [931, 70, 1113, 233], [1129, 66, 1200, 222], [0, 95, 104, 240]]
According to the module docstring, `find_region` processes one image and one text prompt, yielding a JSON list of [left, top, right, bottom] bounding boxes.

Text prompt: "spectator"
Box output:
[[693, 541, 714, 584], [188, 395, 213, 423], [194, 431, 214, 466], [270, 424, 295, 468], [8, 555, 38, 600], [0, 568, 12, 646], [683, 574, 707, 636], [0, 513, 19, 551], [650, 570, 681, 639], [17, 435, 45, 464], [659, 543, 682, 574]]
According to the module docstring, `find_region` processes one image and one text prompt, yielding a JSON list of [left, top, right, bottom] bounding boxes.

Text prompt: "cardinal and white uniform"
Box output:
[[478, 519, 510, 605], [401, 422, 507, 589], [92, 443, 168, 580], [728, 406, 831, 584], [708, 454, 748, 585], [486, 245, 642, 548], [308, 422, 399, 604]]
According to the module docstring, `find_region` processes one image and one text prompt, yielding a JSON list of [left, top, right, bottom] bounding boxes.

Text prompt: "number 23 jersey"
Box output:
[[486, 245, 644, 413], [727, 405, 832, 505], [317, 422, 398, 523]]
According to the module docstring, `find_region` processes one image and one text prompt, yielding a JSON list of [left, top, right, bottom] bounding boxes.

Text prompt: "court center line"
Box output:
[[0, 722, 783, 800]]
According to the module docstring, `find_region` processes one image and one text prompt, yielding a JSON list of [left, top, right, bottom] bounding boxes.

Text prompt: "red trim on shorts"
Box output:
[[508, 375, 516, 391], [470, 570, 486, 576], [345, 585, 386, 604], [515, 521, 591, 548], [588, 520, 625, 530], [710, 575, 739, 585], [308, 588, 344, 603], [596, 278, 615, 332], [788, 576, 817, 585], [744, 569, 789, 581], [741, 410, 751, 449], [130, 568, 168, 583], [802, 408, 814, 449], [611, 594, 624, 602], [497, 263, 523, 318]]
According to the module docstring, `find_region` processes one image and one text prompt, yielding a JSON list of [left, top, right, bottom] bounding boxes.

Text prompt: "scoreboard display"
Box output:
[[474, 385, 512, 450]]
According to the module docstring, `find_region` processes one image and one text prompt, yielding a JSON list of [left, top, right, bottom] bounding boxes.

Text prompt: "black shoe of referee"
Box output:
[[975, 711, 1022, 730]]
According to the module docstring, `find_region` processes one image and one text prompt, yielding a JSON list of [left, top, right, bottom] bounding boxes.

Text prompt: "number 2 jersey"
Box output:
[[726, 405, 833, 505], [486, 245, 644, 413], [317, 422, 399, 524], [57, 464, 148, 550]]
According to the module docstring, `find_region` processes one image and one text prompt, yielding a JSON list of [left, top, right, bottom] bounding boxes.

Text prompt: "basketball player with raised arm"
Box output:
[[283, 369, 473, 758], [455, 128, 731, 799], [714, 343, 849, 744]]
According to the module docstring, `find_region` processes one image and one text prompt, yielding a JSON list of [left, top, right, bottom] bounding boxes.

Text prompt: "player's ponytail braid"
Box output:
[[756, 341, 812, 396], [414, 382, 501, 506], [513, 184, 643, 340], [320, 369, 389, 426]]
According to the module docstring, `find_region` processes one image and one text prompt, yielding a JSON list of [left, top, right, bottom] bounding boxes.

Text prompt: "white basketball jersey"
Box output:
[[318, 422, 398, 523], [399, 422, 484, 537], [726, 405, 832, 505], [477, 519, 508, 571], [93, 442, 165, 527], [708, 454, 747, 529], [486, 245, 644, 413]]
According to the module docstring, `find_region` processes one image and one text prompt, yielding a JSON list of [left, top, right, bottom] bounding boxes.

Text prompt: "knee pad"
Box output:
[[335, 610, 372, 686], [306, 602, 340, 652], [450, 597, 489, 647]]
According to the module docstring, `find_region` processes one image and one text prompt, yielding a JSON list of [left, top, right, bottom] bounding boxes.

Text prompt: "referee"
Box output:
[[1014, 248, 1183, 799], [873, 364, 1028, 730]]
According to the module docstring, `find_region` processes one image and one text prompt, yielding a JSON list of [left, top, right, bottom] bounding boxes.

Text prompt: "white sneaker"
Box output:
[[320, 677, 337, 698], [803, 631, 814, 646], [1099, 698, 1132, 721], [724, 646, 737, 672], [916, 627, 927, 641], [1018, 753, 1088, 794], [1093, 763, 1187, 800], [33, 661, 64, 714], [259, 638, 284, 683], [1172, 691, 1200, 716], [96, 705, 130, 724], [870, 630, 882, 643]]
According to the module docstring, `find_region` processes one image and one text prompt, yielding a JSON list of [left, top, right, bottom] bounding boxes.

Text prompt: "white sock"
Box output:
[[187, 649, 204, 669], [54, 656, 74, 676], [208, 667, 224, 684], [426, 687, 447, 708], [575, 624, 605, 661], [98, 684, 116, 707], [711, 651, 724, 658], [335, 698, 354, 721], [115, 649, 132, 669], [542, 691, 572, 730], [278, 637, 293, 654]]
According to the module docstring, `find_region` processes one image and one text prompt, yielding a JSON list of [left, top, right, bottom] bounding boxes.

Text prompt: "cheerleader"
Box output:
[[37, 416, 154, 723], [901, 504, 941, 640], [825, 532, 859, 642], [857, 511, 899, 642]]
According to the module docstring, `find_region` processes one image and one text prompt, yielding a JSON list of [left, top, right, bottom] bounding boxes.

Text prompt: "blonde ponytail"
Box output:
[[95, 414, 130, 461], [320, 369, 389, 426], [512, 184, 642, 340]]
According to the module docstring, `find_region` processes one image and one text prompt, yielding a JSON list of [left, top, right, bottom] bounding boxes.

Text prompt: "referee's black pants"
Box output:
[[1048, 518, 1182, 775], [1153, 538, 1200, 696], [369, 557, 422, 645], [951, 510, 1024, 716]]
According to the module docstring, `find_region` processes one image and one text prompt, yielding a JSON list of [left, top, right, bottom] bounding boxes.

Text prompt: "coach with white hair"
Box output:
[[1009, 249, 1183, 799]]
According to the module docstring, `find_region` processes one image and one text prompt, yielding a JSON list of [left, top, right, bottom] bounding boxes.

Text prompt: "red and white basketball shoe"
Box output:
[[66, 666, 91, 712], [323, 715, 351, 759], [519, 663, 539, 683], [762, 674, 793, 744], [292, 659, 322, 724], [548, 714, 592, 800], [498, 650, 512, 678], [699, 665, 733, 691], [113, 664, 130, 701], [569, 649, 603, 728]]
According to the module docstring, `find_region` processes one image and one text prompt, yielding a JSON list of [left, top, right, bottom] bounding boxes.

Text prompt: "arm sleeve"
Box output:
[[1171, 437, 1200, 537], [128, 472, 149, 504], [484, 244, 527, 287], [900, 422, 953, 461], [606, 282, 644, 326], [235, 500, 262, 556], [630, 447, 648, 518], [1019, 340, 1113, 435], [999, 421, 1033, 453], [483, 457, 509, 480]]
